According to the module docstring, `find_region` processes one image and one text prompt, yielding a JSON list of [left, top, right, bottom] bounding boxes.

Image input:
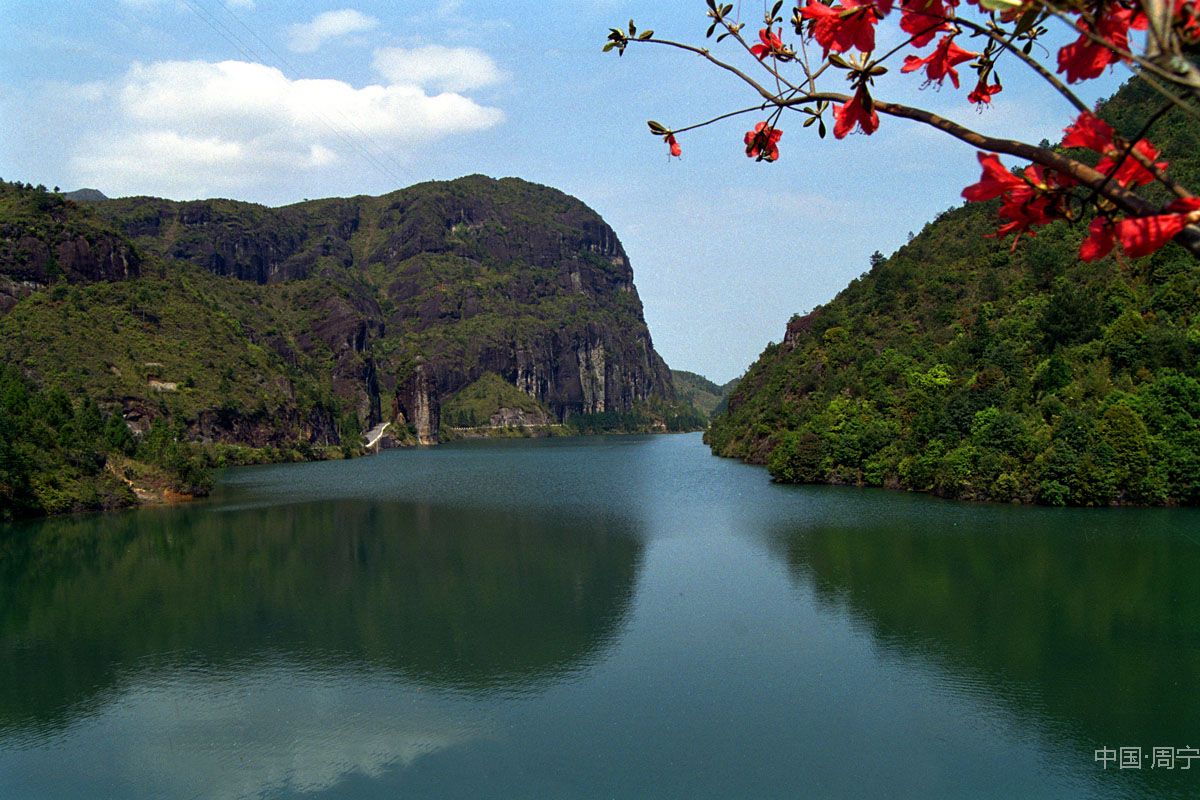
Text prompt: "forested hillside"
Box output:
[[0, 176, 687, 518], [708, 76, 1200, 506], [671, 370, 739, 420]]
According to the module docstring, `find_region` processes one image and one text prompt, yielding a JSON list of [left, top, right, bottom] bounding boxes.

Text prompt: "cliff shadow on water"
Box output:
[[0, 495, 645, 739]]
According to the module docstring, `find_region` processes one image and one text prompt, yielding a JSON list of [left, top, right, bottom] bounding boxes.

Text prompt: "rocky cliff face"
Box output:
[[0, 188, 140, 286], [1, 177, 676, 446]]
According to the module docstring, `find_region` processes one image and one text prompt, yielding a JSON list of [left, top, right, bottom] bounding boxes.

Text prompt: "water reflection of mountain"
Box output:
[[0, 498, 644, 736], [772, 502, 1200, 799]]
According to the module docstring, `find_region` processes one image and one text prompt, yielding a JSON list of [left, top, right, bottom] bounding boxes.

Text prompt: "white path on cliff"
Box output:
[[363, 422, 391, 450]]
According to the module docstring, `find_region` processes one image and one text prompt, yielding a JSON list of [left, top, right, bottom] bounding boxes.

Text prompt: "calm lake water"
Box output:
[[1, 433, 1198, 799]]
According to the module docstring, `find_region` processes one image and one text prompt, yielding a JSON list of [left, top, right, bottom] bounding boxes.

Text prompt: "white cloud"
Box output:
[[68, 59, 504, 198], [11, 665, 482, 800], [286, 9, 378, 53], [373, 45, 504, 93]]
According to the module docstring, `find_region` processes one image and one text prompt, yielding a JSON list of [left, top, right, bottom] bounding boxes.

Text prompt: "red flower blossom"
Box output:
[[961, 152, 1025, 201], [751, 27, 785, 60], [833, 87, 880, 138], [1115, 198, 1200, 258], [901, 34, 977, 88], [1056, 6, 1145, 83], [744, 122, 783, 161], [1022, 163, 1074, 191], [1079, 216, 1117, 261], [1061, 112, 1114, 152], [1178, 0, 1200, 42], [961, 157, 1071, 246], [666, 134, 682, 158], [900, 0, 953, 48], [990, 165, 1070, 244], [799, 0, 881, 54], [1061, 112, 1166, 186], [992, 192, 1054, 244], [967, 77, 1002, 105], [1096, 139, 1167, 187]]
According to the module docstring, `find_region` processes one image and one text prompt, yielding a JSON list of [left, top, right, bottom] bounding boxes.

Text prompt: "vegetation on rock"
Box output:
[[0, 175, 688, 517], [0, 364, 211, 520], [671, 370, 740, 419]]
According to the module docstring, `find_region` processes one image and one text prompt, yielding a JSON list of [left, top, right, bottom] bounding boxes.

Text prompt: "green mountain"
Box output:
[[0, 176, 684, 517], [671, 370, 739, 419], [707, 77, 1200, 506]]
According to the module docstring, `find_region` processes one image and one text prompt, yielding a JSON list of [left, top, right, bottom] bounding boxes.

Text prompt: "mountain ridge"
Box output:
[[0, 175, 693, 517]]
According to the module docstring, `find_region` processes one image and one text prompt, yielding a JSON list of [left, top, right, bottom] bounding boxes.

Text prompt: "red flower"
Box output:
[[751, 27, 785, 60], [992, 192, 1054, 244], [967, 77, 1002, 105], [961, 152, 1025, 201], [1115, 198, 1200, 258], [1096, 139, 1167, 187], [666, 134, 682, 158], [744, 122, 783, 161], [1178, 0, 1200, 42], [1056, 7, 1145, 83], [1061, 112, 1114, 152], [1022, 163, 1074, 191], [1062, 112, 1167, 186], [799, 0, 881, 54], [900, 0, 952, 47], [833, 87, 880, 138], [1079, 216, 1116, 261], [901, 34, 976, 88], [961, 156, 1071, 246]]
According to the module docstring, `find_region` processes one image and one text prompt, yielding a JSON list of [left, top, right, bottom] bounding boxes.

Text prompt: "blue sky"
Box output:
[[0, 1, 1127, 382]]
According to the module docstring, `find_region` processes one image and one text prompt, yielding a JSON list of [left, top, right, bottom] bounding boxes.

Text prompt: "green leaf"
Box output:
[[639, 30, 654, 40], [1014, 7, 1042, 34], [603, 42, 615, 52], [818, 119, 827, 139]]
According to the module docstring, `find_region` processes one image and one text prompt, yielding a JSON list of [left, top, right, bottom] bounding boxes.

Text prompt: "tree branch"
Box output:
[[640, 38, 780, 102], [949, 15, 1090, 114]]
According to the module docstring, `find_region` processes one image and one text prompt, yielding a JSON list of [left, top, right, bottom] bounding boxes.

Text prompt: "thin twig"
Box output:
[[948, 14, 1090, 114], [671, 103, 774, 134]]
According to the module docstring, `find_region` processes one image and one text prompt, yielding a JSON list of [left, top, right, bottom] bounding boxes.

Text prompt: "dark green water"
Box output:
[[1, 433, 1198, 799]]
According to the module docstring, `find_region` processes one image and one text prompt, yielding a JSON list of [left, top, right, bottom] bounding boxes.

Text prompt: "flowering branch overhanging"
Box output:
[[604, 0, 1200, 260]]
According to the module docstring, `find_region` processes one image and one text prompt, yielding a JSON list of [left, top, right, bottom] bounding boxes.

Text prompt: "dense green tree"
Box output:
[[708, 75, 1200, 506]]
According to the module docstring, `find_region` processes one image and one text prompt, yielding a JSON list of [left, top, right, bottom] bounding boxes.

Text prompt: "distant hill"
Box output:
[[0, 175, 692, 517], [672, 370, 739, 419], [707, 76, 1200, 506], [62, 188, 109, 202]]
